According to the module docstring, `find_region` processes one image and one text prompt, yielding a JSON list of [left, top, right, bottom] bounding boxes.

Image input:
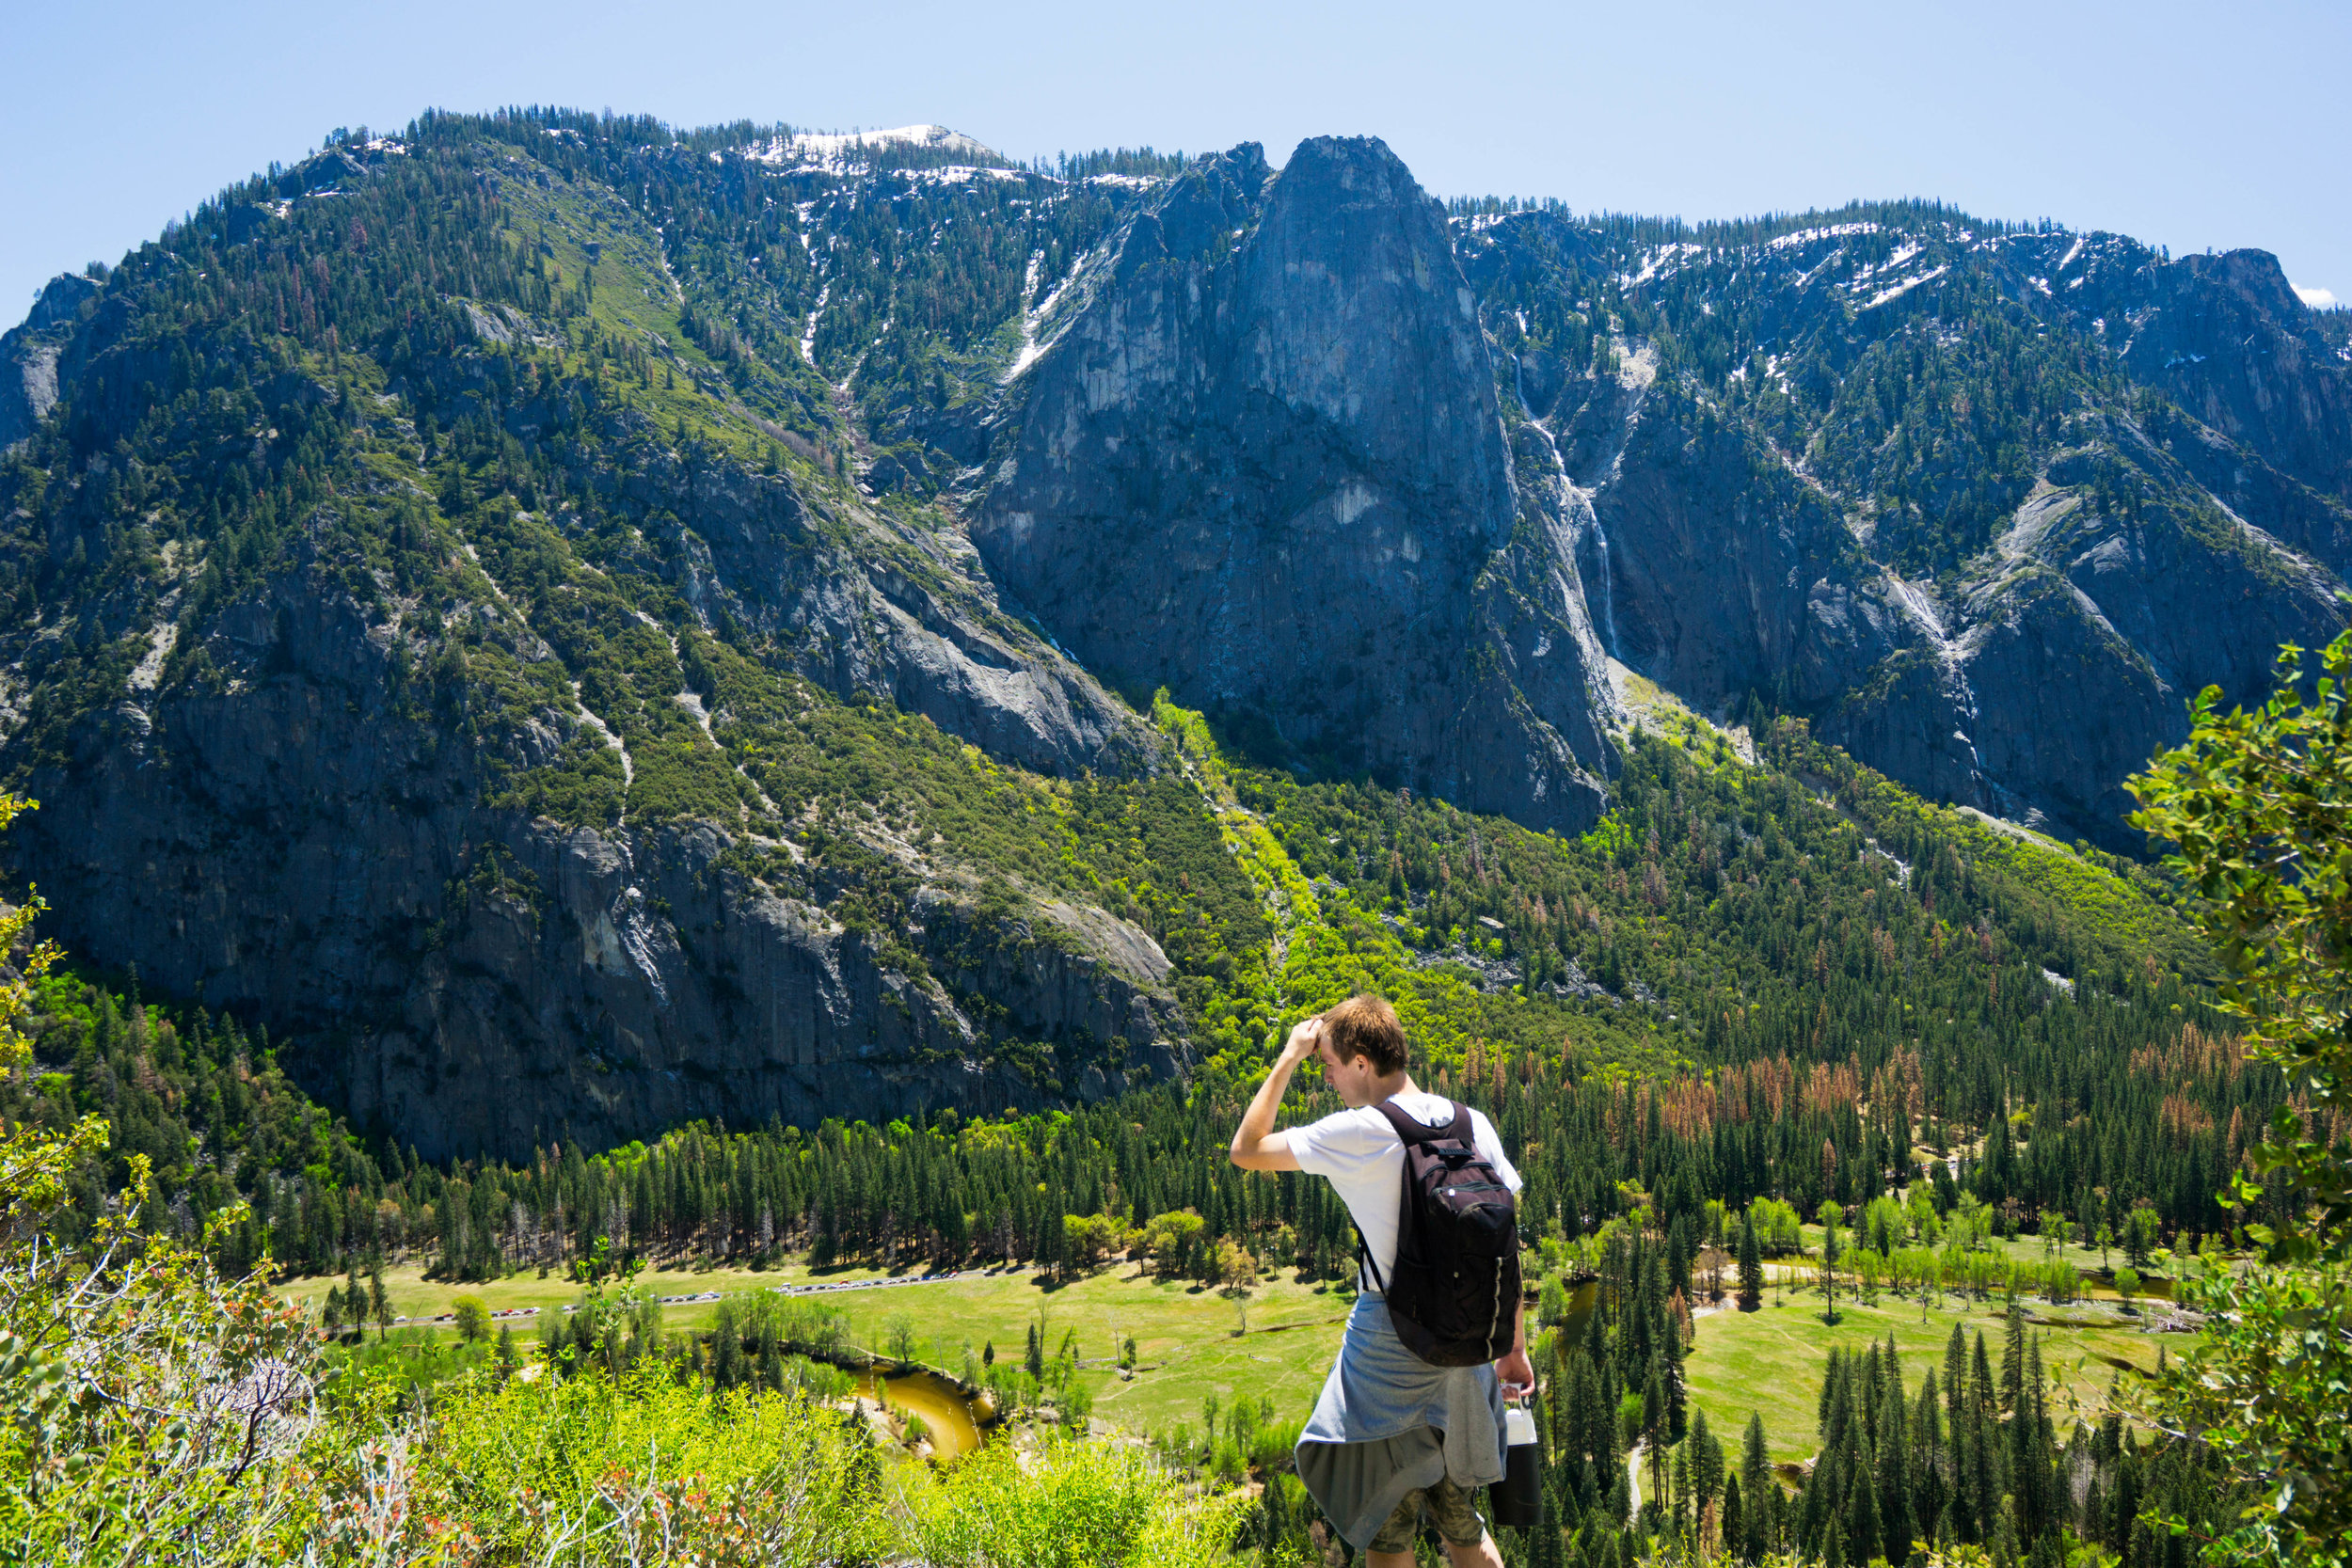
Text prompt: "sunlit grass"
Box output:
[[289, 1256, 1351, 1436], [1678, 1274, 2172, 1466]]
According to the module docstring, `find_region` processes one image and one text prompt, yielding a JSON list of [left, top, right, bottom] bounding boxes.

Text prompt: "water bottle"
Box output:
[[1488, 1402, 1542, 1528]]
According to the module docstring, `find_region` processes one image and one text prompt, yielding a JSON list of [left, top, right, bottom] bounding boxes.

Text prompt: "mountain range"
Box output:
[[2, 110, 2344, 1158]]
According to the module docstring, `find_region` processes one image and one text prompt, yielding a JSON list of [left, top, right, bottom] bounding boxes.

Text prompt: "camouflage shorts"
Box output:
[[1369, 1475, 1487, 1553]]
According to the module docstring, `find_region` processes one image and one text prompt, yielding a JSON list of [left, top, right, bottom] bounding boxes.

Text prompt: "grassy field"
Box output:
[[289, 1258, 1349, 1436], [1677, 1278, 2176, 1467], [284, 1257, 796, 1326], [291, 1227, 2185, 1449]]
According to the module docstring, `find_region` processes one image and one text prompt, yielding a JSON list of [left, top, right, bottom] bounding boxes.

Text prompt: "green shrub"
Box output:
[[391, 1369, 885, 1564], [1248, 1415, 1305, 1473], [893, 1436, 1239, 1568]]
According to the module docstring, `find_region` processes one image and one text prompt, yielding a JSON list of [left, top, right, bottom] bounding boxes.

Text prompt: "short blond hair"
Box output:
[[1322, 993, 1407, 1076]]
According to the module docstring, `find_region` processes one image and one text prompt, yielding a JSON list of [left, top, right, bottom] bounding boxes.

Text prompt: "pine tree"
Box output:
[[1261, 1471, 1293, 1560], [2000, 1294, 2026, 1415], [1798, 1429, 1833, 1550], [2009, 1333, 2053, 1544], [1662, 1300, 1690, 1442], [1909, 1370, 1946, 1541], [2104, 1454, 2139, 1557], [1738, 1210, 1763, 1310], [1692, 1406, 1723, 1517], [1569, 1344, 1614, 1480], [1641, 1364, 1667, 1501], [1968, 1331, 2001, 1543], [1876, 1372, 1915, 1565], [1843, 1455, 1883, 1568], [1818, 1200, 1843, 1323], [1740, 1411, 1771, 1504], [711, 1300, 744, 1389], [1821, 1353, 1855, 1454]]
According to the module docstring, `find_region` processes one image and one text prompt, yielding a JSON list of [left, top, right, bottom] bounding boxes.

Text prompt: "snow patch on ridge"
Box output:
[[1862, 265, 1947, 309], [1767, 222, 1881, 251], [742, 125, 998, 172]]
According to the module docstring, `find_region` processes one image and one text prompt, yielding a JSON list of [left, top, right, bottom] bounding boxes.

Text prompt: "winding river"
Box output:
[[853, 1370, 984, 1461]]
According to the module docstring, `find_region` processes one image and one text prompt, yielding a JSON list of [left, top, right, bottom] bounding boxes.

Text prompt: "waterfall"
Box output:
[[1590, 513, 1619, 661], [1516, 353, 1617, 658]]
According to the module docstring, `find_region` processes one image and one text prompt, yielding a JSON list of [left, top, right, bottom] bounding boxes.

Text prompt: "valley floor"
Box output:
[[291, 1241, 2184, 1463], [290, 1257, 1356, 1436]]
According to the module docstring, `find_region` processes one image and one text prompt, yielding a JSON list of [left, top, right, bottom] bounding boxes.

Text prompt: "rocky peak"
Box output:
[[1117, 142, 1269, 269], [1, 272, 104, 453], [21, 272, 101, 336], [974, 135, 1611, 830], [1238, 136, 1514, 547]]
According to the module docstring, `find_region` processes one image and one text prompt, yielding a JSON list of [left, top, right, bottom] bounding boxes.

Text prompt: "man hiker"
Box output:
[[1230, 993, 1533, 1566]]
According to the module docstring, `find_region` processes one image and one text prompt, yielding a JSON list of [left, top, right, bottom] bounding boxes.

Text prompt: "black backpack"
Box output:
[[1356, 1100, 1523, 1367]]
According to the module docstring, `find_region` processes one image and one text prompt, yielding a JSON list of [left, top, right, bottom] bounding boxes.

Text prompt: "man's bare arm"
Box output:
[[1229, 1018, 1322, 1171], [1495, 1293, 1533, 1398]]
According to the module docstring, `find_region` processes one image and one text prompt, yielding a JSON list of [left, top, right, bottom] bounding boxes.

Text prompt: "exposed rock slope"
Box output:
[[0, 123, 1189, 1158], [22, 550, 1183, 1163], [1459, 209, 2352, 846], [976, 138, 1614, 831]]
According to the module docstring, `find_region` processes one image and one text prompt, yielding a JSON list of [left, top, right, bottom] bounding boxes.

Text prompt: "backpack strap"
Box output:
[[1371, 1098, 1472, 1146], [1355, 1232, 1386, 1296], [1355, 1100, 1475, 1297]]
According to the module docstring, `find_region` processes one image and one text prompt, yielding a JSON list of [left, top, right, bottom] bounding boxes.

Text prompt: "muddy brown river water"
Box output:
[[854, 1370, 984, 1461]]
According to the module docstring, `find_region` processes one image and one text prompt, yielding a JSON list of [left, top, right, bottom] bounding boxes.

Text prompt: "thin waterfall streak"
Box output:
[[1591, 517, 1619, 662], [1516, 353, 1616, 658]]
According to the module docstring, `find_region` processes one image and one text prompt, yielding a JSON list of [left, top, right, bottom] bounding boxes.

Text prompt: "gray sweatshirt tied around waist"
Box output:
[[1294, 1290, 1508, 1551]]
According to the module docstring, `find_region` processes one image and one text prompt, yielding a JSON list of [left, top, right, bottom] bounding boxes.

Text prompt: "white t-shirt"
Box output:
[[1289, 1092, 1523, 1292]]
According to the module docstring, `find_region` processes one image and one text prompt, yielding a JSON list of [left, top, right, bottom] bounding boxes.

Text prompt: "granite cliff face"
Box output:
[[1458, 210, 2352, 847], [975, 138, 1615, 831], [10, 542, 1181, 1162], [0, 274, 103, 455], [0, 129, 1193, 1161]]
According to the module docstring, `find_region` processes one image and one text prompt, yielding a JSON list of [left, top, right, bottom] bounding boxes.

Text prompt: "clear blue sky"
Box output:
[[4, 0, 2344, 325]]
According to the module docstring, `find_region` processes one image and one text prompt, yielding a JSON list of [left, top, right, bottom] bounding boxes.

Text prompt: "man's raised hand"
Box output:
[[1231, 1016, 1316, 1172]]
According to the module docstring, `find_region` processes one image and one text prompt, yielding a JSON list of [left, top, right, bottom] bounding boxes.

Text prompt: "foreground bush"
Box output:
[[891, 1437, 1241, 1568], [305, 1369, 888, 1566], [4, 1234, 1235, 1567]]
